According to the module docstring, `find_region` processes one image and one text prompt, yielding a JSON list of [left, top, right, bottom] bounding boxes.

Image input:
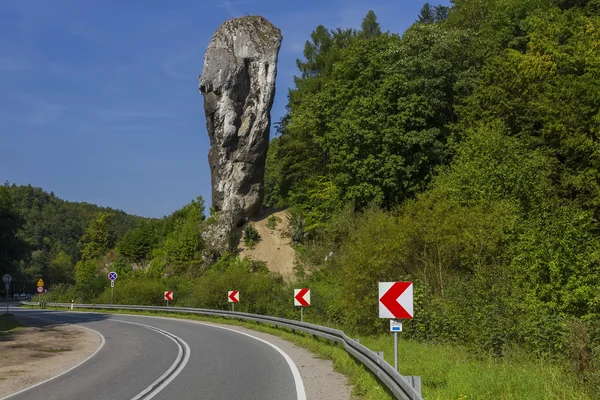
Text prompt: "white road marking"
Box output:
[[16, 309, 307, 400], [114, 320, 191, 400], [0, 320, 106, 400], [197, 322, 307, 400], [108, 313, 307, 400]]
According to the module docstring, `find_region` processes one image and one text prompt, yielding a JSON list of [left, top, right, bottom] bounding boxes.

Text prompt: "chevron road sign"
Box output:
[[294, 288, 310, 307], [379, 282, 414, 319], [228, 290, 239, 303]]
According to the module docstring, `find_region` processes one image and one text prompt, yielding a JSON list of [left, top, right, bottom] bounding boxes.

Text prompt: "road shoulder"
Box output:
[[0, 313, 102, 399]]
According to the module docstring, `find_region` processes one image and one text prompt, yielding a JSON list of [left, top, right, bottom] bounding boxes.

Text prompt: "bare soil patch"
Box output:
[[0, 313, 101, 398], [238, 209, 297, 281]]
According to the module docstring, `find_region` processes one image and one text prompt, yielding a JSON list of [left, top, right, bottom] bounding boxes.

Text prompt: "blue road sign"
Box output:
[[108, 271, 118, 281]]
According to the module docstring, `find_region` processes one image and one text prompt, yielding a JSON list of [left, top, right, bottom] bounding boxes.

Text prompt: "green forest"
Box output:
[[2, 0, 600, 398]]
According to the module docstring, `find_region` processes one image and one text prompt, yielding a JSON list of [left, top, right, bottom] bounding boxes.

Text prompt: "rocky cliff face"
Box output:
[[199, 16, 282, 223]]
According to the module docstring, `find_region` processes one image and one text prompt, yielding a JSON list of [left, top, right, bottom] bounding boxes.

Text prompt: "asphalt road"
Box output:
[[2, 308, 305, 400]]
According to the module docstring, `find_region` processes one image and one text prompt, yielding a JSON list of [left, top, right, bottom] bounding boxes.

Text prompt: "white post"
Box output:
[[394, 331, 398, 371], [232, 303, 235, 312], [300, 307, 304, 322], [71, 300, 74, 310]]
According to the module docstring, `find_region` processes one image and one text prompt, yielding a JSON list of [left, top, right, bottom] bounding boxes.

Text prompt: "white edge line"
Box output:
[[195, 321, 307, 400], [34, 309, 307, 400], [0, 320, 106, 400], [96, 312, 307, 400]]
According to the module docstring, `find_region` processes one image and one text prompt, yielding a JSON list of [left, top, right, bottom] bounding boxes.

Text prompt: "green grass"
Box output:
[[359, 335, 591, 400], [25, 305, 591, 400], [0, 313, 23, 335]]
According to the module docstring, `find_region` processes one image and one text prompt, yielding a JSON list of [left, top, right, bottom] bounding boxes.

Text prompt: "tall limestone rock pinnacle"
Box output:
[[200, 16, 282, 219], [199, 16, 282, 252]]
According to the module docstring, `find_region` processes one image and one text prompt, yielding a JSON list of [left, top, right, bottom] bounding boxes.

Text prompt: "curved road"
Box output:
[[2, 308, 304, 400]]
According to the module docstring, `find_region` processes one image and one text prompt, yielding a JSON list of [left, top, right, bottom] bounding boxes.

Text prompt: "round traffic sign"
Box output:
[[2, 274, 11, 283], [36, 286, 44, 293], [108, 272, 118, 281]]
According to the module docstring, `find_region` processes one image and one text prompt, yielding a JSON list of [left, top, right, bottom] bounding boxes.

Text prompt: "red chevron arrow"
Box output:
[[228, 290, 239, 303], [164, 291, 173, 301], [294, 288, 310, 307], [379, 282, 413, 319]]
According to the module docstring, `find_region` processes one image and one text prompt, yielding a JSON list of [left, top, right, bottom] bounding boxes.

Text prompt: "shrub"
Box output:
[[243, 224, 261, 248], [266, 215, 281, 230]]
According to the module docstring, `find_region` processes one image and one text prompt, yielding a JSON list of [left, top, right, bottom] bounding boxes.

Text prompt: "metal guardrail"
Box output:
[[21, 301, 423, 400]]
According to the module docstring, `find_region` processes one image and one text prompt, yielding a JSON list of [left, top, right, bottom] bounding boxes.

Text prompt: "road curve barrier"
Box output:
[[20, 301, 423, 400]]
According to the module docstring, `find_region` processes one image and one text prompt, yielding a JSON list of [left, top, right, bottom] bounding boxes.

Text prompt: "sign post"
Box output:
[[379, 282, 414, 372], [294, 288, 310, 322], [164, 291, 173, 307], [37, 278, 44, 307], [228, 290, 239, 312], [108, 272, 118, 303], [2, 274, 11, 314]]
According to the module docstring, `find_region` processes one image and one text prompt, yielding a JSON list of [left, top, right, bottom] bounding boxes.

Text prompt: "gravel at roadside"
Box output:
[[0, 314, 101, 399]]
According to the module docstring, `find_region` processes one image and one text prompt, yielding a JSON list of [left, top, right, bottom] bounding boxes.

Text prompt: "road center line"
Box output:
[[113, 320, 191, 400], [112, 314, 307, 400]]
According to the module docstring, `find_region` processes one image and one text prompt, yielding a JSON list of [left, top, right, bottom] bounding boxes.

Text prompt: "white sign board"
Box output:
[[228, 290, 239, 303], [379, 282, 414, 319], [390, 320, 403, 332], [294, 288, 310, 307]]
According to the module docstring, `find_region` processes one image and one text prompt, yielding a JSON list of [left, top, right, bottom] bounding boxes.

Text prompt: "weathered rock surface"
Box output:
[[199, 16, 282, 229]]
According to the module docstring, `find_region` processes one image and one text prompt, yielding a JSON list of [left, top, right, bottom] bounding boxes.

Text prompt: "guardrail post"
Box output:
[[406, 376, 422, 395], [375, 351, 384, 359]]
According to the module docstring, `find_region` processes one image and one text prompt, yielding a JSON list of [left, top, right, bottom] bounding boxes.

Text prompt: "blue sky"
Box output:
[[0, 0, 450, 218]]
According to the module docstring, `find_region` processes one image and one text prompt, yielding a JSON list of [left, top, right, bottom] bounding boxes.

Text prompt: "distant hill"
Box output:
[[3, 183, 147, 291]]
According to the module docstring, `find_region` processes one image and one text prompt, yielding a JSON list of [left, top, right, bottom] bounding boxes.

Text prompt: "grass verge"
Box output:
[[359, 335, 591, 400], [23, 306, 591, 400], [0, 313, 23, 335]]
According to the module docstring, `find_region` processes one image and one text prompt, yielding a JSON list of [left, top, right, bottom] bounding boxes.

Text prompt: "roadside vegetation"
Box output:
[[0, 313, 23, 335], [3, 1, 600, 398], [30, 305, 591, 399], [242, 223, 262, 248]]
